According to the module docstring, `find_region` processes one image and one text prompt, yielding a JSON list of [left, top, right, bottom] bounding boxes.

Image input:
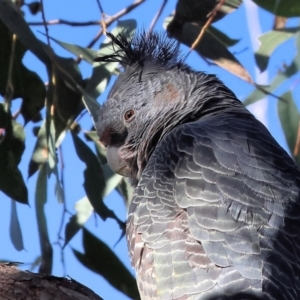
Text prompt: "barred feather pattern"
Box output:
[[127, 114, 300, 300]]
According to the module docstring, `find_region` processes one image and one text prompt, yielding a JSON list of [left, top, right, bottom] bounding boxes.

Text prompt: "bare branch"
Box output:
[[76, 0, 145, 63], [96, 0, 107, 33], [149, 0, 168, 33], [40, 0, 50, 46], [184, 0, 225, 60], [28, 19, 101, 26], [4, 33, 16, 112], [110, 0, 145, 21]]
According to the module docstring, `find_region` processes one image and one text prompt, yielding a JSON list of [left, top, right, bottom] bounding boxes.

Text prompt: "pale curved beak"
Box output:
[[106, 145, 130, 177]]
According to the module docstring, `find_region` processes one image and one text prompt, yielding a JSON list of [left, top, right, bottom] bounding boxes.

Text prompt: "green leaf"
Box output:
[[0, 104, 27, 204], [9, 200, 24, 251], [79, 87, 100, 126], [50, 38, 97, 64], [85, 131, 107, 164], [64, 162, 122, 248], [64, 196, 93, 247], [167, 0, 242, 36], [85, 19, 137, 106], [255, 27, 300, 72], [73, 228, 140, 300], [35, 163, 53, 274], [207, 26, 240, 47], [95, 19, 137, 59], [278, 91, 300, 164], [71, 132, 123, 225], [116, 178, 134, 207], [244, 31, 300, 106], [253, 0, 300, 17], [28, 120, 48, 178], [164, 16, 252, 83], [0, 21, 45, 123], [49, 56, 84, 138], [0, 0, 50, 65]]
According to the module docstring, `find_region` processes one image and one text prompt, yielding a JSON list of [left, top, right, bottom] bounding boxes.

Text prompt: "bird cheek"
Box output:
[[106, 145, 130, 177]]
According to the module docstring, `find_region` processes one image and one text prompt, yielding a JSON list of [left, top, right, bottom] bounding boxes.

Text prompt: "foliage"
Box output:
[[0, 0, 299, 299]]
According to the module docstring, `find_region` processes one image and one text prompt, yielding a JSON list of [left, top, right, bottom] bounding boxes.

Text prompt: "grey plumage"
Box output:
[[95, 31, 300, 299]]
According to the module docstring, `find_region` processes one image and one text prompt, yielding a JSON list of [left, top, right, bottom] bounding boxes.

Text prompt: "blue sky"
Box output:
[[0, 1, 299, 299]]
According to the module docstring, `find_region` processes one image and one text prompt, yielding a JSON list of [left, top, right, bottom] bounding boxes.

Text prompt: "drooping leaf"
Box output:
[[79, 87, 100, 126], [49, 56, 84, 138], [167, 0, 242, 35], [0, 0, 50, 65], [243, 51, 300, 106], [35, 163, 53, 274], [165, 16, 252, 83], [0, 21, 45, 123], [29, 256, 42, 272], [116, 178, 134, 207], [84, 131, 107, 164], [50, 38, 97, 64], [64, 163, 122, 247], [253, 0, 300, 17], [47, 118, 64, 203], [64, 196, 93, 247], [9, 200, 24, 251], [255, 27, 300, 72], [71, 132, 124, 227], [207, 25, 240, 47], [28, 120, 48, 178], [278, 91, 300, 165], [73, 228, 140, 300], [82, 19, 137, 118], [0, 104, 27, 204]]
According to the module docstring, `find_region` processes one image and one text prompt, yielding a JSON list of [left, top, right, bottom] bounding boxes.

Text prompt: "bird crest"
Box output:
[[94, 30, 181, 69]]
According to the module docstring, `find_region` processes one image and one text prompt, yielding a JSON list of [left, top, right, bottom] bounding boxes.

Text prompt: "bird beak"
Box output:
[[106, 145, 130, 177]]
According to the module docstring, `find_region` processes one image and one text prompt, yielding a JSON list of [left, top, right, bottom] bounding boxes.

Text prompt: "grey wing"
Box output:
[[127, 115, 300, 300]]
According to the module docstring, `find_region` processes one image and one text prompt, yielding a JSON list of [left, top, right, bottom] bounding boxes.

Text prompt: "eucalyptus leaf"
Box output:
[[278, 91, 300, 165], [73, 228, 140, 300], [164, 16, 252, 83], [255, 27, 300, 72], [0, 105, 27, 204], [9, 200, 24, 251], [64, 196, 93, 247], [50, 38, 97, 64], [0, 21, 45, 123], [71, 132, 123, 226], [244, 32, 300, 106], [35, 163, 53, 274], [253, 0, 300, 17]]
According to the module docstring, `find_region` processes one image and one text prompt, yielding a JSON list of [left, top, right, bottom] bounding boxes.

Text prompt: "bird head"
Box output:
[[95, 31, 242, 186]]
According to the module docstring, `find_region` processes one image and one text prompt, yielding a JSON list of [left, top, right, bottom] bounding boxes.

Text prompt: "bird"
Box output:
[[94, 31, 300, 300]]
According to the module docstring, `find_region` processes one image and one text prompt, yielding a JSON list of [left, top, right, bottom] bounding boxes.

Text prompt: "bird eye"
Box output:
[[124, 109, 135, 122]]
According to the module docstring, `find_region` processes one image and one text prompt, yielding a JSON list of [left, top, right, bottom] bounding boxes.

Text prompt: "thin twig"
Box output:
[[4, 33, 17, 112], [40, 0, 50, 46], [184, 0, 225, 61], [28, 20, 101, 26], [12, 109, 21, 120], [56, 144, 67, 275], [254, 84, 287, 102], [76, 0, 145, 63], [96, 0, 107, 33], [149, 0, 168, 33], [110, 0, 145, 20]]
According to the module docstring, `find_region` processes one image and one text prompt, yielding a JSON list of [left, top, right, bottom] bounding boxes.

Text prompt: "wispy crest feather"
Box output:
[[94, 30, 181, 68]]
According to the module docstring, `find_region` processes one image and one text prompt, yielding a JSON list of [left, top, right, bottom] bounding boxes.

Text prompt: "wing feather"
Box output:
[[127, 115, 300, 299]]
